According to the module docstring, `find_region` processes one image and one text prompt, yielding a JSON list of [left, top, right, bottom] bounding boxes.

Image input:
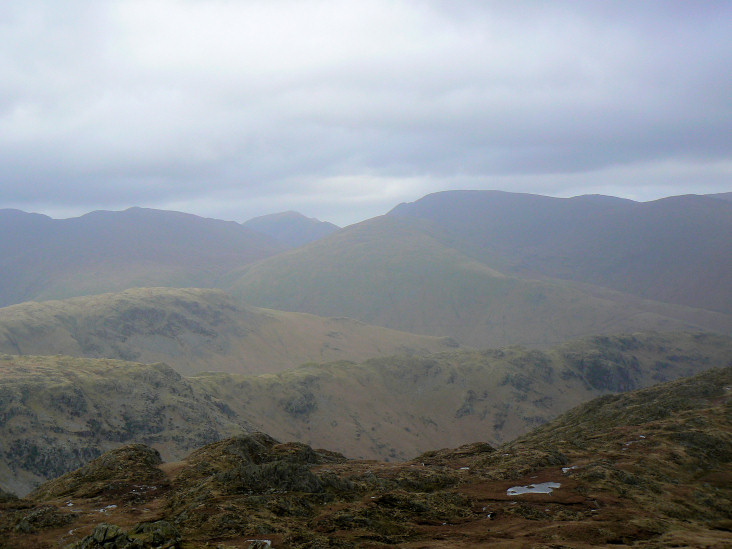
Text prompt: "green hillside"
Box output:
[[198, 331, 732, 462], [227, 215, 732, 347], [0, 288, 458, 376], [0, 355, 245, 496], [2, 331, 729, 496]]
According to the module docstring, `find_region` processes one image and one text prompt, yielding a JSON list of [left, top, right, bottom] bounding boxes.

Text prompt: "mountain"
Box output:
[[2, 365, 730, 548], [0, 207, 285, 308], [708, 191, 732, 202], [243, 210, 340, 247], [389, 190, 732, 315], [4, 192, 731, 348], [227, 213, 732, 348], [2, 331, 729, 496], [0, 288, 458, 376]]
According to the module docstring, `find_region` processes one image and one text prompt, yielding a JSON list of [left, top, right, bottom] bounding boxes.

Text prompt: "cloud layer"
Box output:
[[1, 1, 730, 224]]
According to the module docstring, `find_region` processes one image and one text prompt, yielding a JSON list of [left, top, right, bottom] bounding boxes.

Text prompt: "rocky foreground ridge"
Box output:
[[1, 366, 730, 548]]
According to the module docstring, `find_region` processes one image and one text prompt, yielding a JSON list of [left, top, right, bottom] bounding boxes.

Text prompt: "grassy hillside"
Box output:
[[197, 331, 732, 461], [2, 366, 730, 548], [0, 207, 284, 307], [2, 331, 729, 496], [0, 288, 459, 376], [228, 214, 732, 347], [390, 190, 732, 315]]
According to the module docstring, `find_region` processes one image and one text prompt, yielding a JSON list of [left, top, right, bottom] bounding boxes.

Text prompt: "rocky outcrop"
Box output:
[[31, 444, 166, 501], [67, 521, 180, 549]]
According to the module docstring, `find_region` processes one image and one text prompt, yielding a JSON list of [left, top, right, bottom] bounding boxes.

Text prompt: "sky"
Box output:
[[1, 1, 730, 226]]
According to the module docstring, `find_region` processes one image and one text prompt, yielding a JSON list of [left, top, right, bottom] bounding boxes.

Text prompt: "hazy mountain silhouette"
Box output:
[[0, 207, 284, 307], [243, 210, 339, 247], [228, 210, 732, 347], [708, 191, 732, 202], [389, 190, 732, 314], [3, 192, 731, 349]]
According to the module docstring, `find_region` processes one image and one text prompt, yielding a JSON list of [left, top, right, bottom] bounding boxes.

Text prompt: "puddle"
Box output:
[[506, 482, 561, 496]]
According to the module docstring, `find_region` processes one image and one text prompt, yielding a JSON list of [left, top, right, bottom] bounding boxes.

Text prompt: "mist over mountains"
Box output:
[[389, 191, 732, 314], [242, 211, 340, 248], [0, 207, 284, 308], [229, 192, 732, 347], [2, 190, 731, 348]]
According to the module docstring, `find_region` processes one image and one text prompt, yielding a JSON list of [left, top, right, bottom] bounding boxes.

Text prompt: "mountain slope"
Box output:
[[0, 287, 459, 376], [2, 366, 730, 548], [197, 331, 732, 462], [2, 331, 730, 496], [0, 207, 285, 307], [242, 210, 340, 247], [228, 214, 732, 347], [389, 190, 732, 314], [0, 355, 247, 496]]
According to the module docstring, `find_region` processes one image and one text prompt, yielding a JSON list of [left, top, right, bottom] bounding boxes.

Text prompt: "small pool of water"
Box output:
[[506, 482, 561, 496]]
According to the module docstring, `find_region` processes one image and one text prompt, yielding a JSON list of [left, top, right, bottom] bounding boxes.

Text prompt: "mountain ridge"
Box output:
[[0, 287, 458, 376], [3, 191, 730, 350], [389, 190, 732, 314], [0, 207, 285, 308]]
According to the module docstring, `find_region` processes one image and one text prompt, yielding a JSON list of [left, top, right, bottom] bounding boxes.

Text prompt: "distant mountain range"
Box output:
[[709, 191, 732, 202], [389, 190, 732, 314], [0, 207, 337, 309], [2, 190, 731, 349], [0, 207, 284, 308], [228, 201, 732, 347]]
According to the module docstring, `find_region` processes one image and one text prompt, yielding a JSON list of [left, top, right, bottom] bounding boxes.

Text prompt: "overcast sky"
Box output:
[[1, 1, 730, 226]]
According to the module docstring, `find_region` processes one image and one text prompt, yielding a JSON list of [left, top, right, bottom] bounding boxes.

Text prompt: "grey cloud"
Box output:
[[0, 1, 730, 223]]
